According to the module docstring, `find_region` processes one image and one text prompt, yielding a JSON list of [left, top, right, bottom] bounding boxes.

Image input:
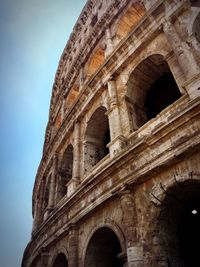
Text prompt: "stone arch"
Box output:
[[58, 144, 74, 200], [87, 47, 105, 76], [28, 253, 40, 267], [125, 54, 182, 130], [84, 224, 125, 267], [149, 174, 200, 266], [50, 247, 68, 267], [187, 9, 200, 38], [52, 253, 68, 267], [187, 9, 200, 62], [115, 1, 145, 40], [84, 106, 110, 173], [192, 10, 200, 43], [65, 84, 79, 111]]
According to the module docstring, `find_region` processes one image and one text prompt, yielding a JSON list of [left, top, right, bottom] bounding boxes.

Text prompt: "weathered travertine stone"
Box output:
[[22, 1, 200, 267]]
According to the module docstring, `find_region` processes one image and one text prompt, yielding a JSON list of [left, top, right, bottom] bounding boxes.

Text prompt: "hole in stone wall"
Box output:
[[84, 106, 110, 173], [116, 2, 146, 39], [192, 12, 200, 42], [53, 253, 68, 267], [144, 72, 181, 120], [158, 181, 200, 267], [87, 47, 105, 76], [126, 54, 181, 129], [58, 145, 73, 199], [85, 227, 123, 267]]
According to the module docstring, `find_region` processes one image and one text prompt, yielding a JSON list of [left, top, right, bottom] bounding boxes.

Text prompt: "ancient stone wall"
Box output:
[[22, 0, 200, 266]]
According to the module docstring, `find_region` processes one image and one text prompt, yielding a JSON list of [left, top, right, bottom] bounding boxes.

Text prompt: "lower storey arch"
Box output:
[[157, 180, 200, 267], [84, 226, 125, 267]]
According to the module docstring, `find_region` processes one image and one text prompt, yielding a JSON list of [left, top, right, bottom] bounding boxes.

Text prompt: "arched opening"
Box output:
[[53, 253, 68, 267], [84, 106, 110, 173], [192, 12, 200, 43], [126, 54, 181, 129], [145, 72, 181, 120], [65, 84, 79, 111], [158, 181, 200, 266], [116, 2, 145, 40], [87, 47, 105, 76], [58, 145, 73, 200], [85, 227, 123, 267]]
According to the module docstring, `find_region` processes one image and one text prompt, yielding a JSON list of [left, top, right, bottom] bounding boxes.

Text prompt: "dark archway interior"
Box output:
[[159, 181, 200, 267], [126, 55, 182, 129], [85, 227, 123, 267], [104, 128, 110, 155], [145, 72, 181, 120], [58, 145, 74, 199], [53, 253, 68, 267], [84, 107, 110, 172]]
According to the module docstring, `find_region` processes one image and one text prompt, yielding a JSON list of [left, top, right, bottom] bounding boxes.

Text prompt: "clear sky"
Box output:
[[0, 1, 87, 266]]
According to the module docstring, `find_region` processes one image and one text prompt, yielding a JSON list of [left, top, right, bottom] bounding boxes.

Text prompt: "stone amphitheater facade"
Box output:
[[22, 0, 200, 266]]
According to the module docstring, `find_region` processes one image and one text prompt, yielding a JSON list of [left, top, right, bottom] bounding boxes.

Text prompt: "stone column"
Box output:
[[105, 28, 114, 56], [48, 154, 58, 209], [163, 20, 200, 99], [55, 173, 65, 202], [107, 79, 126, 157], [40, 248, 49, 267], [61, 99, 65, 120], [32, 199, 42, 233], [79, 67, 84, 91], [119, 189, 144, 267], [32, 180, 45, 232], [68, 224, 78, 267], [67, 122, 81, 197], [163, 20, 199, 78]]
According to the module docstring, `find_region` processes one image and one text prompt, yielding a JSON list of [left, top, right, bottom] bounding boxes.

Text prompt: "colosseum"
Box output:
[[22, 0, 200, 266]]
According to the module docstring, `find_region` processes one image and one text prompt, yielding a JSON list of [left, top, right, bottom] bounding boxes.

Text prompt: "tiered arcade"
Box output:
[[22, 1, 200, 266]]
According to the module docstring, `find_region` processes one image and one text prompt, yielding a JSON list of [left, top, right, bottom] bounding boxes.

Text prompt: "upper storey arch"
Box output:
[[48, 0, 148, 119], [57, 144, 74, 200], [115, 1, 145, 41], [65, 83, 79, 111], [84, 105, 110, 173], [52, 253, 68, 267], [86, 46, 105, 77], [125, 54, 182, 129]]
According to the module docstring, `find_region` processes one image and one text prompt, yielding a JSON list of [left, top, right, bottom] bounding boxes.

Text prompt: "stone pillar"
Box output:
[[68, 225, 78, 267], [32, 198, 43, 233], [107, 79, 126, 157], [32, 180, 45, 232], [61, 99, 65, 120], [67, 122, 81, 197], [32, 200, 39, 233], [119, 190, 144, 267], [43, 156, 58, 220], [48, 154, 58, 209], [163, 20, 200, 99], [79, 67, 84, 91], [105, 28, 114, 56], [163, 20, 199, 79], [55, 173, 65, 202], [40, 248, 49, 267], [54, 154, 65, 203]]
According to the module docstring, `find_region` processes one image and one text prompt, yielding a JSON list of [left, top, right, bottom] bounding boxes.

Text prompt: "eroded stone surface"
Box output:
[[22, 1, 200, 267]]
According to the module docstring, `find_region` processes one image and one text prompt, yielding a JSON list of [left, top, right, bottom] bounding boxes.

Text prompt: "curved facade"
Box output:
[[22, 0, 200, 266]]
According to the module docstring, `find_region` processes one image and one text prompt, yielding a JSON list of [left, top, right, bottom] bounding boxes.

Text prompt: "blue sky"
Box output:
[[0, 1, 86, 266]]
